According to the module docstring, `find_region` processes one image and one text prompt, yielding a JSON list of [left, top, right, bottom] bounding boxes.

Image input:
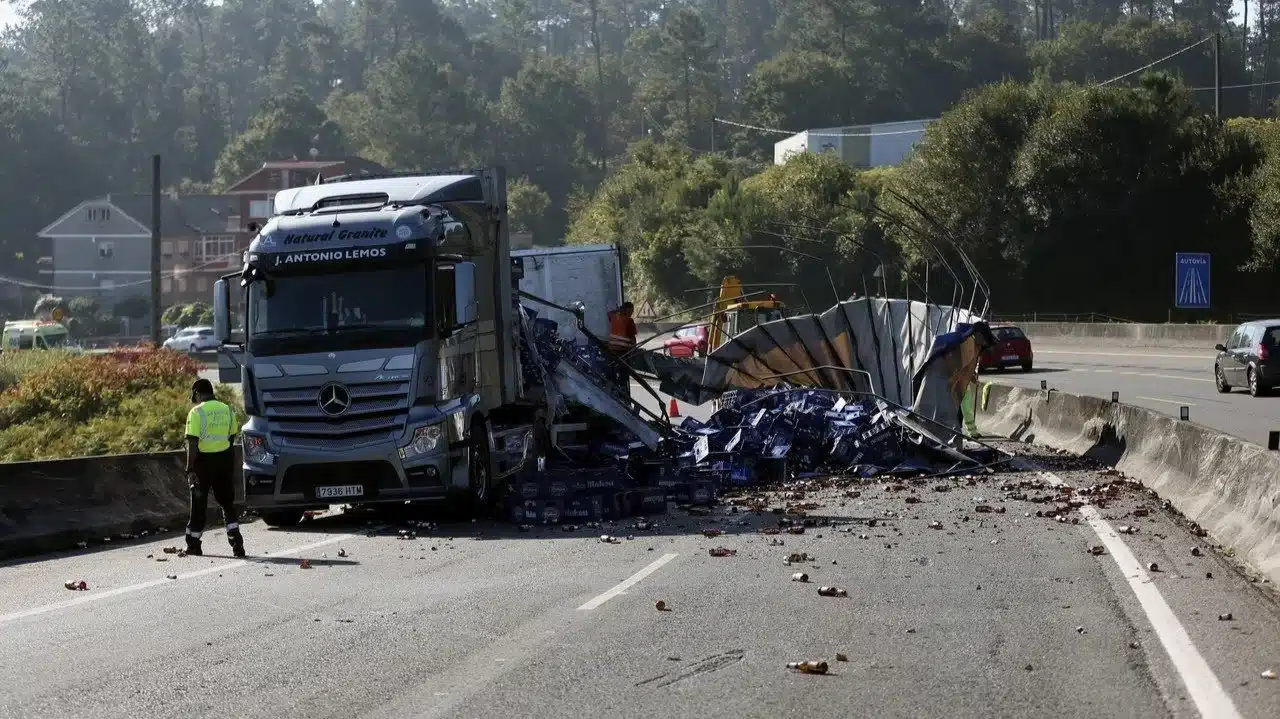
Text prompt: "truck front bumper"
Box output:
[[242, 441, 453, 510]]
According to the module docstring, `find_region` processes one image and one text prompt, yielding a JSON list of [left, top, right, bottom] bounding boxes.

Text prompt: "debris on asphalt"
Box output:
[[929, 521, 943, 529], [600, 535, 621, 544], [792, 572, 810, 583], [166, 574, 177, 580], [299, 559, 313, 569], [1191, 547, 1202, 557], [1147, 563, 1160, 572], [835, 653, 849, 662], [709, 547, 737, 557], [702, 529, 722, 538], [1089, 545, 1106, 556], [337, 548, 348, 558], [818, 586, 848, 597], [1076, 626, 1085, 634], [787, 660, 829, 675], [163, 546, 179, 554], [63, 580, 87, 591], [655, 600, 668, 611], [1118, 525, 1137, 535], [1262, 669, 1276, 680], [1206, 572, 1213, 579], [1218, 613, 1233, 621], [785, 552, 811, 564]]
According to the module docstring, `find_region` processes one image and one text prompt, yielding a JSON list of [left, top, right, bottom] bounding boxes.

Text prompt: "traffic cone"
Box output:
[[668, 398, 681, 417]]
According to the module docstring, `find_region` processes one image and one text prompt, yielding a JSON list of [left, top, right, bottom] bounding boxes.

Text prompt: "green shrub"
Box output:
[[0, 348, 244, 461]]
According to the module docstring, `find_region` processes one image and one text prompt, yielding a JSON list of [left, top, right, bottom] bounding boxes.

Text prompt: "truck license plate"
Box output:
[[316, 484, 364, 499], [1002, 355, 1019, 361]]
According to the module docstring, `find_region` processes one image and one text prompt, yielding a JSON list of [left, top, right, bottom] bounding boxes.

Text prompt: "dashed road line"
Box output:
[[577, 553, 678, 611], [0, 531, 369, 626]]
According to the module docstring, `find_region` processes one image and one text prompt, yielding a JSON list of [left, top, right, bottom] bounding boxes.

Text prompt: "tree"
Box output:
[[114, 296, 151, 320], [328, 46, 486, 171], [33, 295, 67, 320], [637, 8, 718, 147], [213, 89, 347, 190], [508, 178, 551, 237]]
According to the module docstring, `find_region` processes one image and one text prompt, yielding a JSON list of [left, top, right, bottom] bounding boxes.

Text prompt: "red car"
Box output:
[[980, 324, 1033, 372], [664, 325, 709, 357]]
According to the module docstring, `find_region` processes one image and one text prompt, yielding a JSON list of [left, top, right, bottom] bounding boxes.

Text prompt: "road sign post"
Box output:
[[1174, 253, 1211, 310]]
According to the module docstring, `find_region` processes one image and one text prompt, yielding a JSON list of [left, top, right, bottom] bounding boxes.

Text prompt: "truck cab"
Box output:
[[212, 169, 535, 526], [706, 276, 788, 352]]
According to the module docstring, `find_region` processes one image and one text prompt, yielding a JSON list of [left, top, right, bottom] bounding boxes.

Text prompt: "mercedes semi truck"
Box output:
[[212, 168, 540, 527]]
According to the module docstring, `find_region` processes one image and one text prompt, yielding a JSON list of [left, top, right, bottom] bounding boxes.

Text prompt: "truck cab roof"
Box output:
[[273, 173, 484, 215]]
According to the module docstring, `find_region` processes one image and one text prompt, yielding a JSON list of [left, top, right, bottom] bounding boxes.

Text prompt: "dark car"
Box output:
[[664, 324, 709, 358], [1214, 320, 1280, 397], [979, 324, 1034, 372]]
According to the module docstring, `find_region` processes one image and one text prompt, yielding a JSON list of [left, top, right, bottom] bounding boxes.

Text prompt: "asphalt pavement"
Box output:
[[1, 442, 1277, 719], [982, 344, 1280, 447]]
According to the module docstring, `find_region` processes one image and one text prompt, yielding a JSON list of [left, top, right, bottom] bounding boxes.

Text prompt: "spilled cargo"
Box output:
[[502, 294, 996, 523]]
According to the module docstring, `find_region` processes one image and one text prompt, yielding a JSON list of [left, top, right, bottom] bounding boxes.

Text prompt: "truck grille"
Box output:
[[262, 379, 410, 450]]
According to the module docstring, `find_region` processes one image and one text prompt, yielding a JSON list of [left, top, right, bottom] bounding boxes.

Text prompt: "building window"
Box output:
[[97, 241, 115, 259], [162, 277, 172, 293], [177, 240, 190, 257], [177, 277, 188, 293], [99, 279, 115, 290], [196, 276, 209, 293], [249, 199, 272, 218], [161, 240, 173, 259], [86, 207, 111, 222], [197, 234, 236, 262]]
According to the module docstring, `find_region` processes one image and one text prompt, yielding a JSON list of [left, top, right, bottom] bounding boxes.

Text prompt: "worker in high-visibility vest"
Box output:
[[184, 379, 245, 557], [606, 301, 637, 388], [961, 369, 980, 438]]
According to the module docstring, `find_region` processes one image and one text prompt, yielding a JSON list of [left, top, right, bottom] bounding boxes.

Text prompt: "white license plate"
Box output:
[[1002, 355, 1019, 361], [316, 484, 364, 499]]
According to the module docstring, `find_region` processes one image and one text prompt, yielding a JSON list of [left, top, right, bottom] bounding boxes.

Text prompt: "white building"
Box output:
[[773, 118, 936, 168]]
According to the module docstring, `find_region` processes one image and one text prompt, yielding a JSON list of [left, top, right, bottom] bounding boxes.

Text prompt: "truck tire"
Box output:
[[260, 510, 303, 528], [465, 419, 495, 518]]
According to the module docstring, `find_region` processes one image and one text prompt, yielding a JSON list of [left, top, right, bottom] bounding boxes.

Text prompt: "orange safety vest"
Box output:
[[608, 311, 635, 353]]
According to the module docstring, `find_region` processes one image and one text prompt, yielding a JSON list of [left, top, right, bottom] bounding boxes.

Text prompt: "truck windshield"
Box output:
[[248, 266, 429, 354]]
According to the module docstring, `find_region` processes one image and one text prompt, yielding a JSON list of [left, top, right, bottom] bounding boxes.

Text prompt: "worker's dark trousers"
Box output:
[[186, 449, 242, 551]]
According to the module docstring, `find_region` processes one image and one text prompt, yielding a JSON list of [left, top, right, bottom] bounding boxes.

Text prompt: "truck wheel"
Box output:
[[466, 421, 494, 517], [260, 510, 303, 528]]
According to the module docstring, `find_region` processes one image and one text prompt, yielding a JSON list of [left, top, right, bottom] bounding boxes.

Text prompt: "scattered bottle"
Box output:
[[791, 572, 809, 583], [787, 660, 829, 675], [818, 586, 848, 597]]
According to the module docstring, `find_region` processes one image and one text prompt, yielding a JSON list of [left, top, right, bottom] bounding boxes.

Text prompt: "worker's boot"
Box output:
[[227, 528, 246, 558], [185, 534, 203, 556]]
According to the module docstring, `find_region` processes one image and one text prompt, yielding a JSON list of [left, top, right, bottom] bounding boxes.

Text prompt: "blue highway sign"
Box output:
[[1174, 253, 1210, 309]]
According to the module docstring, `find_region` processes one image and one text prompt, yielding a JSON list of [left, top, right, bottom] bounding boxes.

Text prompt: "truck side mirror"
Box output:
[[214, 279, 232, 344], [454, 262, 478, 327]]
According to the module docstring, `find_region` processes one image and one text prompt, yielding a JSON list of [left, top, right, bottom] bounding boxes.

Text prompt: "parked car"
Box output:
[[163, 326, 219, 353], [979, 324, 1034, 372], [1214, 319, 1280, 397], [664, 324, 709, 358]]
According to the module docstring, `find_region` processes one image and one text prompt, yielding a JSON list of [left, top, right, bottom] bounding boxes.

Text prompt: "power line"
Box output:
[[1189, 78, 1280, 91], [1093, 36, 1212, 87], [711, 116, 931, 136], [0, 254, 239, 292]]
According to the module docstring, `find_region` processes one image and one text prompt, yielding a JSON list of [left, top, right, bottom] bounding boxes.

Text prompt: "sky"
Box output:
[[0, 2, 1257, 34]]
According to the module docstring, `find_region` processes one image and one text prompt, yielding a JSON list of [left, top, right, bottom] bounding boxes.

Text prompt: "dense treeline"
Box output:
[[1, 1, 1278, 318]]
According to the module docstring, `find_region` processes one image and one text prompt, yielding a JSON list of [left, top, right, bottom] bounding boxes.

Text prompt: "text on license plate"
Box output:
[[1002, 355, 1020, 361], [316, 484, 364, 499]]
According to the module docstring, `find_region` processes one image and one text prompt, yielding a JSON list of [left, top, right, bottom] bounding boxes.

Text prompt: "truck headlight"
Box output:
[[242, 434, 275, 465], [399, 424, 442, 460]]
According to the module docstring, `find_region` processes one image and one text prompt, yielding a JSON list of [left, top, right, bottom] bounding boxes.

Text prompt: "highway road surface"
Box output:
[[2, 441, 1278, 719], [985, 344, 1280, 447]]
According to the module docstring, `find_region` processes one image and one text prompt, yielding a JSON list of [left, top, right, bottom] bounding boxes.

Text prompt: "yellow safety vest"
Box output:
[[186, 400, 234, 454]]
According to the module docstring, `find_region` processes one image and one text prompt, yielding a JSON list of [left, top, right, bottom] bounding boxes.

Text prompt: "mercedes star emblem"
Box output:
[[317, 383, 351, 416]]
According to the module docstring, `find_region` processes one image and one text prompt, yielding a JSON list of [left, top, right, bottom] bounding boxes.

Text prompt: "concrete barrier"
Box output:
[[978, 383, 1280, 584], [0, 449, 243, 560], [1015, 322, 1231, 349]]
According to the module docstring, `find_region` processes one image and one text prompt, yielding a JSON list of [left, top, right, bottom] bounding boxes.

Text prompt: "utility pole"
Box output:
[[1214, 31, 1222, 119], [149, 155, 162, 346], [710, 116, 716, 154]]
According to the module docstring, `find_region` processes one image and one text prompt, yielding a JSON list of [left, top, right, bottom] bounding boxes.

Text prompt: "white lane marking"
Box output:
[[1035, 470, 1242, 719], [1036, 349, 1210, 360], [1135, 396, 1198, 406], [577, 553, 678, 611], [0, 532, 365, 626]]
